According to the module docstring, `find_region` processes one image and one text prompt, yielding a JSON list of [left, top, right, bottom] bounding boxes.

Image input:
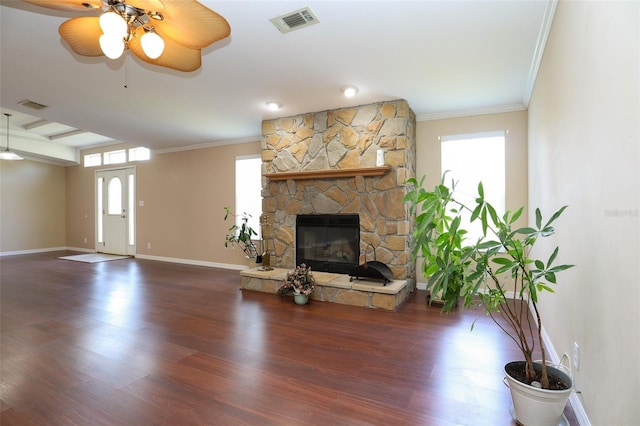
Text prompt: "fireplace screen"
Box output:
[[296, 214, 359, 274]]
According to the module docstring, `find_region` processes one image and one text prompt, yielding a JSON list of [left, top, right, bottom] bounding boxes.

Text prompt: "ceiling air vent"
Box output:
[[270, 7, 319, 34], [19, 100, 48, 110]]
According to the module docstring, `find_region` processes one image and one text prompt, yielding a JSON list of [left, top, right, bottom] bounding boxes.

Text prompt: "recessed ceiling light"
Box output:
[[265, 102, 282, 111], [341, 86, 358, 98]]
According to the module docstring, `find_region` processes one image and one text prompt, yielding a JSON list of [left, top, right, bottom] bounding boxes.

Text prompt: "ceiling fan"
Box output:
[[22, 0, 231, 72]]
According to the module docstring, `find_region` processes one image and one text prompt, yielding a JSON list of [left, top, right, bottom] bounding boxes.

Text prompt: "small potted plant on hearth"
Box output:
[[223, 207, 261, 267], [277, 263, 315, 305], [404, 174, 575, 426]]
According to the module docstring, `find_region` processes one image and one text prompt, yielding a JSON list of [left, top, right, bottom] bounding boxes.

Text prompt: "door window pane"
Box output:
[[97, 177, 104, 243], [108, 177, 122, 215], [128, 174, 135, 246]]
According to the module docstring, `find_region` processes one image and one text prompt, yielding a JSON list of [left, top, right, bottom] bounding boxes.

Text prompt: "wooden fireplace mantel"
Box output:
[[264, 166, 390, 181]]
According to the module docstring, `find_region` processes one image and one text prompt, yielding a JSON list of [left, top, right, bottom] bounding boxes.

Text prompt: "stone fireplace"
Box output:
[[260, 99, 416, 289]]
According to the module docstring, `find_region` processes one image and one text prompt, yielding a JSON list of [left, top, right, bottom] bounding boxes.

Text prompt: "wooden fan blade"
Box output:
[[129, 30, 201, 72], [22, 0, 103, 12], [126, 0, 166, 12], [150, 0, 230, 49], [59, 17, 104, 57]]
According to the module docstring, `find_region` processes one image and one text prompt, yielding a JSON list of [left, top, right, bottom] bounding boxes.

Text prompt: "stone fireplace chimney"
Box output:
[[261, 99, 416, 287]]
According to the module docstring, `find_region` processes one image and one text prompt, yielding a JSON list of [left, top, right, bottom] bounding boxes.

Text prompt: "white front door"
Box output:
[[96, 168, 134, 255]]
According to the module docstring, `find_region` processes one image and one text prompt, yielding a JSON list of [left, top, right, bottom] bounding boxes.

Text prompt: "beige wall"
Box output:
[[0, 160, 66, 252], [528, 1, 639, 423], [414, 110, 529, 285], [66, 155, 98, 251], [64, 141, 261, 266], [137, 142, 260, 265]]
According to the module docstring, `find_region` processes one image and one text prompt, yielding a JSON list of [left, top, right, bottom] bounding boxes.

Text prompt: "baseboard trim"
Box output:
[[0, 248, 246, 273], [134, 254, 245, 271], [0, 246, 69, 257], [538, 322, 591, 426], [65, 247, 95, 254]]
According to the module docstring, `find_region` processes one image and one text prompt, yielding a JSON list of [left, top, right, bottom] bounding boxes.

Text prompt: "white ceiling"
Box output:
[[0, 0, 556, 165]]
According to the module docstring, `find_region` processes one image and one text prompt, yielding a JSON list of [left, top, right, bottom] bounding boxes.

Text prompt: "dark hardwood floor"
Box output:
[[0, 251, 577, 425]]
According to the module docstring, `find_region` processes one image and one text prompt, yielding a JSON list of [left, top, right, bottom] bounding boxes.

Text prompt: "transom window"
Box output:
[[129, 147, 150, 161], [103, 150, 127, 165], [84, 153, 101, 167], [84, 147, 150, 167]]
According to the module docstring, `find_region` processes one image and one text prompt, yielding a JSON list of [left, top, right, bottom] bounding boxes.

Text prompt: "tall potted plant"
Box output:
[[223, 207, 260, 266], [405, 175, 575, 426]]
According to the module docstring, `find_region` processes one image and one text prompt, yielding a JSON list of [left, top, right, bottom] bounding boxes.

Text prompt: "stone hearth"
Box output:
[[240, 268, 410, 311]]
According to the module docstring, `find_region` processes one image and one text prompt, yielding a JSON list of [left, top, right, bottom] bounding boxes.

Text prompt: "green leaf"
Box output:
[[470, 203, 482, 222], [486, 203, 499, 226], [425, 264, 439, 277], [477, 181, 484, 199], [547, 247, 559, 268], [537, 283, 555, 293], [477, 240, 501, 250], [545, 205, 569, 228], [481, 207, 488, 236], [437, 184, 450, 198], [511, 206, 524, 224], [547, 264, 575, 273], [516, 227, 537, 235], [495, 262, 519, 275], [540, 226, 555, 237], [535, 208, 542, 229], [405, 177, 419, 186]]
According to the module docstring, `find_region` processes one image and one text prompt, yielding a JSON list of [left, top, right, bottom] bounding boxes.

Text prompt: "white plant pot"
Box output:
[[504, 361, 573, 426]]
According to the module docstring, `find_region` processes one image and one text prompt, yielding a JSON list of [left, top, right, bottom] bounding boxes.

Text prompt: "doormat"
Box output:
[[59, 253, 131, 263]]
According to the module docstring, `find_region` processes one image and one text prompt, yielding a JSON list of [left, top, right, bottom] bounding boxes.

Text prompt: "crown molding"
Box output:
[[153, 136, 261, 155], [416, 103, 526, 122], [522, 0, 559, 106]]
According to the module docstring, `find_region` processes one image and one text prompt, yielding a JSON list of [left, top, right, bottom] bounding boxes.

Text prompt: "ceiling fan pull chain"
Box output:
[[124, 51, 129, 89]]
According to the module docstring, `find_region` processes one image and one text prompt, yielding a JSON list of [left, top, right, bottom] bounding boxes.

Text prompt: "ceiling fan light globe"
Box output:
[[99, 34, 125, 59], [141, 31, 165, 59], [99, 11, 127, 38]]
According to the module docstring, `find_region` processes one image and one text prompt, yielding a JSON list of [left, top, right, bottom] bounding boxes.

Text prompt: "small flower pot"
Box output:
[[293, 294, 309, 305]]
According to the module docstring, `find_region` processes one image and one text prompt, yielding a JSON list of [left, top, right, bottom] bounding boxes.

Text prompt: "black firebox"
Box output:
[[295, 214, 359, 274]]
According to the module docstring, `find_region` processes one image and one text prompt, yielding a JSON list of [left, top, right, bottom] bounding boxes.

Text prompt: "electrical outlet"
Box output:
[[83, 237, 87, 244], [147, 242, 151, 250], [573, 342, 580, 370]]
